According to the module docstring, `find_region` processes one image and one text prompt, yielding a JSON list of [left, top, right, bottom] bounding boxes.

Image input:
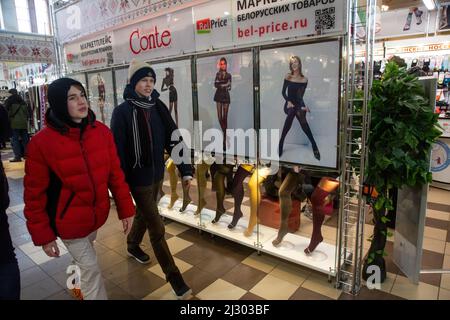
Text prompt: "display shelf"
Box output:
[[158, 195, 337, 276]]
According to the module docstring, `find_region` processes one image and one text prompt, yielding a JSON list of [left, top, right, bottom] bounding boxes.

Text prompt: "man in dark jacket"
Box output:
[[0, 155, 20, 300], [111, 59, 193, 299], [4, 89, 29, 162]]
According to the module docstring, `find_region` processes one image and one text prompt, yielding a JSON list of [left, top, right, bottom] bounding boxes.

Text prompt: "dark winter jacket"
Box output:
[[0, 157, 16, 263], [24, 109, 135, 246], [5, 94, 29, 130], [111, 87, 192, 187]]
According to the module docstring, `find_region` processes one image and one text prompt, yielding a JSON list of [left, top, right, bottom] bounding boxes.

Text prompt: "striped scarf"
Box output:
[[126, 97, 155, 169]]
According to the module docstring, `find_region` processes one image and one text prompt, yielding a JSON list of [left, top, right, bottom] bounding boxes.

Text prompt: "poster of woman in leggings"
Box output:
[[161, 67, 178, 126], [278, 56, 320, 161], [260, 41, 339, 168], [214, 57, 232, 150]]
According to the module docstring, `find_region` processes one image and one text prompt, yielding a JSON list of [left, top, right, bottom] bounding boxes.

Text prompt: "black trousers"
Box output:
[[127, 180, 180, 280], [0, 260, 20, 300]]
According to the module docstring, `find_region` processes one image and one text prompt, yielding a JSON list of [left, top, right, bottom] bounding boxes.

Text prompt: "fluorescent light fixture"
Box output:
[[422, 0, 436, 10]]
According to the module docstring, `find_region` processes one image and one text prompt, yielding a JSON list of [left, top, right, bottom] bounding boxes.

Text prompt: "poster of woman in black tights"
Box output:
[[260, 41, 339, 168], [161, 67, 179, 126], [197, 52, 254, 157], [278, 56, 320, 161], [214, 57, 232, 150]]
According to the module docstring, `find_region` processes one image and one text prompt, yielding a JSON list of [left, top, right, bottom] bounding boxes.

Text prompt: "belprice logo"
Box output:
[[196, 17, 229, 34]]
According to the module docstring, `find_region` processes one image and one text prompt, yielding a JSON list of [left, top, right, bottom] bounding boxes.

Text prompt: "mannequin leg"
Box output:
[[228, 166, 251, 229], [272, 172, 302, 246], [180, 176, 192, 212], [244, 169, 268, 237], [305, 177, 339, 254], [166, 159, 179, 209], [195, 162, 209, 215], [212, 165, 233, 223], [210, 163, 218, 192]]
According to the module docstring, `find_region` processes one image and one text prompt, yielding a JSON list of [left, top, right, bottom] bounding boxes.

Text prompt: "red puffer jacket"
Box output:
[[24, 112, 135, 246]]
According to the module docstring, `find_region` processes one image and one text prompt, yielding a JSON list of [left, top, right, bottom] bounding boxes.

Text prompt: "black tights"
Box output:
[[210, 163, 233, 192], [278, 109, 318, 157], [228, 166, 252, 229], [212, 164, 234, 223], [216, 103, 230, 149]]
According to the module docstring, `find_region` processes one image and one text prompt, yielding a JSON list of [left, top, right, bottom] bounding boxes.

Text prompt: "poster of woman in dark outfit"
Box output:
[[214, 57, 232, 150], [97, 73, 106, 123], [278, 56, 320, 161], [161, 67, 179, 126]]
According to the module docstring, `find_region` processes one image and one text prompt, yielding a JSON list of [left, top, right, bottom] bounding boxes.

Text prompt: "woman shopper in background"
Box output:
[[23, 78, 135, 300]]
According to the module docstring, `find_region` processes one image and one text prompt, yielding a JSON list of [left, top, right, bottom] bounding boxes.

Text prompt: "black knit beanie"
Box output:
[[47, 78, 87, 124], [128, 59, 156, 91]]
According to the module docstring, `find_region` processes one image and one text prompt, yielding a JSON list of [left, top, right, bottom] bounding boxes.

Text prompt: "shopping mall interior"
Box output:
[[1, 0, 450, 301]]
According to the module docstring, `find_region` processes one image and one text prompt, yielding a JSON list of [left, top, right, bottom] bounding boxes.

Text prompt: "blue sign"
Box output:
[[431, 140, 450, 172]]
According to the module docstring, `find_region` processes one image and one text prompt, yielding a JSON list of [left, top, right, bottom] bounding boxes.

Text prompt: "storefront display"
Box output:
[[197, 51, 254, 157], [87, 71, 114, 126], [260, 40, 340, 168]]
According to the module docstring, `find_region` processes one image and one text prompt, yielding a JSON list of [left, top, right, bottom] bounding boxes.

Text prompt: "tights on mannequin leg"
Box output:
[[304, 178, 338, 254], [180, 178, 192, 212], [166, 159, 179, 209], [195, 162, 209, 215], [228, 166, 251, 229], [212, 165, 233, 223], [272, 172, 302, 246], [244, 169, 268, 237]]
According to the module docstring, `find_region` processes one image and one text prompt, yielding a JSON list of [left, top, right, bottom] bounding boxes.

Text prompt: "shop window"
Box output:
[[34, 0, 50, 35], [15, 0, 31, 33]]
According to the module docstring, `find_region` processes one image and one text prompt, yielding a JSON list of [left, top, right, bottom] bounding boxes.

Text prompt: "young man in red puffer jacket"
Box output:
[[24, 78, 135, 300]]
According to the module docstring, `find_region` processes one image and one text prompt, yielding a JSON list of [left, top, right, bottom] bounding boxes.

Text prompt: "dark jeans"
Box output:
[[0, 260, 20, 300], [127, 181, 180, 280], [11, 129, 29, 159]]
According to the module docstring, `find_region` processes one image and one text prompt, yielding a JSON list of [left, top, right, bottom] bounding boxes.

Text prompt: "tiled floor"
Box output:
[[2, 148, 450, 300]]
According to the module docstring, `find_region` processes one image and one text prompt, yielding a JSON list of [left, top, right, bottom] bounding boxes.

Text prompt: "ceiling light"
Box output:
[[422, 0, 436, 10], [381, 5, 389, 12]]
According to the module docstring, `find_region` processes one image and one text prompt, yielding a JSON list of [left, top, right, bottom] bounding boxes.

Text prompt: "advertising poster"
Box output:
[[152, 59, 194, 149], [113, 8, 195, 64], [439, 4, 450, 31], [64, 33, 114, 73], [197, 52, 255, 157], [377, 6, 436, 38], [259, 41, 340, 168], [87, 71, 114, 127], [114, 67, 129, 105], [232, 0, 345, 46]]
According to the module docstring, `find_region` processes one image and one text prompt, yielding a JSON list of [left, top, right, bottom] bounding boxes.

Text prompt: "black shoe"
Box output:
[[168, 272, 192, 300], [127, 246, 151, 264], [9, 158, 22, 162]]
